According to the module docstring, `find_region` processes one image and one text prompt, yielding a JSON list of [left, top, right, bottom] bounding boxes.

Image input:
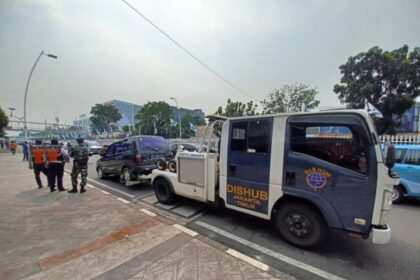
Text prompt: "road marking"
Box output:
[[226, 248, 269, 271], [101, 190, 110, 195], [87, 184, 96, 189], [64, 168, 136, 198], [140, 208, 157, 217], [173, 224, 198, 237], [195, 221, 346, 280], [117, 197, 130, 204], [86, 178, 135, 198]]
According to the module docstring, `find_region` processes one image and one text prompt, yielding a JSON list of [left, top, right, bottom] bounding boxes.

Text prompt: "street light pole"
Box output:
[[170, 97, 181, 139], [23, 50, 58, 141]]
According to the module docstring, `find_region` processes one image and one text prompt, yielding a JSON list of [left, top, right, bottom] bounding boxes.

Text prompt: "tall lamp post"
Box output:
[[170, 97, 182, 139], [24, 50, 58, 141]]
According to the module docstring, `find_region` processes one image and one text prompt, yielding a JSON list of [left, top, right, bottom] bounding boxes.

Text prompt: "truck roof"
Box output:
[[225, 109, 370, 121]]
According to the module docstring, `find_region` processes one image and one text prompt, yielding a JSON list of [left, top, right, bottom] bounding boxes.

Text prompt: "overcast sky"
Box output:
[[0, 0, 419, 124]]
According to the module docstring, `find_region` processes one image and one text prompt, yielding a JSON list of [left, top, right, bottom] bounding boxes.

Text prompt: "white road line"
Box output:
[[117, 197, 130, 204], [64, 169, 135, 198], [173, 224, 198, 237], [140, 208, 157, 217], [86, 178, 135, 198], [226, 248, 269, 272], [195, 221, 346, 280]]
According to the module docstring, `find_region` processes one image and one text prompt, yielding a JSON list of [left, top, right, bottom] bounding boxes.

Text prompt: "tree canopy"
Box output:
[[261, 84, 320, 114], [0, 106, 9, 137], [334, 45, 420, 134], [180, 114, 206, 138], [215, 99, 258, 117], [136, 101, 172, 137], [90, 104, 122, 135]]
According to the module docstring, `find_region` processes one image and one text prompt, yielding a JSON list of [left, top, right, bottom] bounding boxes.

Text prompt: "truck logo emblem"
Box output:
[[304, 167, 332, 191]]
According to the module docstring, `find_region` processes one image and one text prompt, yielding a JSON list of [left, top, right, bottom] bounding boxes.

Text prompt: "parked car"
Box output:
[[85, 140, 102, 155], [96, 136, 171, 186], [391, 144, 420, 203]]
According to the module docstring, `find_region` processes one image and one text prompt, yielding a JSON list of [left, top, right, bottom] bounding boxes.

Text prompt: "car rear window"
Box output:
[[136, 137, 169, 152]]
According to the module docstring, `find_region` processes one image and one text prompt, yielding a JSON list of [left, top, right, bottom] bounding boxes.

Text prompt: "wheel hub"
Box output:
[[286, 214, 311, 238]]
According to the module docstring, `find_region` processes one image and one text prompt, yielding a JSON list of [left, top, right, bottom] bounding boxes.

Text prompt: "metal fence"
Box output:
[[379, 134, 420, 145]]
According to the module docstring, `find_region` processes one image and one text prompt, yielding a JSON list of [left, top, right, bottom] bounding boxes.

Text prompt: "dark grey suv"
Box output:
[[96, 136, 171, 186]]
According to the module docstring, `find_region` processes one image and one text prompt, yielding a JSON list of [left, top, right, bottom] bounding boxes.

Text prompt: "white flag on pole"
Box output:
[[364, 100, 383, 118]]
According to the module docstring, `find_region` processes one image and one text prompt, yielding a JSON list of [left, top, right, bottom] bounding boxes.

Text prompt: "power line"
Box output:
[[121, 0, 254, 100]]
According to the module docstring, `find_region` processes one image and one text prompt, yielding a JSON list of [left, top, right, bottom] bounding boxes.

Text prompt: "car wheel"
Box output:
[[168, 160, 176, 173], [156, 159, 167, 170], [120, 167, 132, 186], [97, 167, 107, 180], [153, 178, 175, 204], [274, 202, 326, 249], [392, 185, 404, 204]]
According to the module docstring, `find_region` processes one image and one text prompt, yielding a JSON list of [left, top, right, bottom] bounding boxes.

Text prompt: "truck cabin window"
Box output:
[[290, 124, 369, 174], [231, 120, 270, 154]]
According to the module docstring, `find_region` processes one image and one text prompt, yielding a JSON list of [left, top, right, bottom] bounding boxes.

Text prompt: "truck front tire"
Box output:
[[274, 202, 326, 248], [153, 178, 176, 204]]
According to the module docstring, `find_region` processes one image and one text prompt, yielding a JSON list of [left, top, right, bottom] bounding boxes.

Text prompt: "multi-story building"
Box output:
[[73, 100, 205, 133], [72, 114, 91, 135], [103, 100, 205, 130], [103, 100, 142, 129]]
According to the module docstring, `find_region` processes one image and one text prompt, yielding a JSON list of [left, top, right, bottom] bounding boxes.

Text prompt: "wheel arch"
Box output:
[[271, 188, 343, 229], [152, 174, 175, 193]]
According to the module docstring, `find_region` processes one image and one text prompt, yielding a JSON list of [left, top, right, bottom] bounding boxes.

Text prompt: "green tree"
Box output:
[[181, 114, 206, 138], [90, 104, 122, 136], [216, 99, 258, 117], [261, 84, 320, 114], [0, 106, 9, 137], [136, 101, 172, 137], [334, 45, 420, 134]]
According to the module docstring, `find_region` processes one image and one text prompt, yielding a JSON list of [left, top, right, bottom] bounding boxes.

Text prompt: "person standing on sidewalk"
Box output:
[[68, 138, 89, 193], [28, 139, 48, 189], [45, 139, 67, 192], [22, 141, 29, 161], [57, 141, 69, 191], [10, 141, 17, 155]]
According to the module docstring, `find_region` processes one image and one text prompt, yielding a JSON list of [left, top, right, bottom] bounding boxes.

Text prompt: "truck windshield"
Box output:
[[137, 137, 169, 152]]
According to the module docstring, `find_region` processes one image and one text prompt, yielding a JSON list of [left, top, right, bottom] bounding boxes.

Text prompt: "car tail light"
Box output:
[[135, 154, 143, 163]]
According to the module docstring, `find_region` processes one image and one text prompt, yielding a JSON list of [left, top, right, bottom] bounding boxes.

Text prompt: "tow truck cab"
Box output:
[[152, 111, 399, 248]]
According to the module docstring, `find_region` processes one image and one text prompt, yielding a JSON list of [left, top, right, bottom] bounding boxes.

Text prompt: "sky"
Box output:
[[0, 0, 419, 125]]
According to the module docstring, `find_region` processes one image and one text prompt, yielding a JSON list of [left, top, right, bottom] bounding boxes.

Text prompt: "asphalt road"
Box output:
[[68, 155, 420, 280]]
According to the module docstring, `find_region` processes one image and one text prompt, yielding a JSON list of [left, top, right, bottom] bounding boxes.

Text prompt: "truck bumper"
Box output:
[[372, 224, 391, 244]]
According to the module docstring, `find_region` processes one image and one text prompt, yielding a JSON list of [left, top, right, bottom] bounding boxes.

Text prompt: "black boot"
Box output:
[[68, 188, 78, 193], [80, 187, 86, 193], [50, 186, 56, 192]]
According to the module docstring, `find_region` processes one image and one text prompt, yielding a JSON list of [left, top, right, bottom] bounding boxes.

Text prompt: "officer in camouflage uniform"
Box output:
[[68, 138, 89, 193]]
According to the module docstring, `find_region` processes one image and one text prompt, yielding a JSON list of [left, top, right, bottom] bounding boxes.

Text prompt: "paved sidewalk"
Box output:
[[0, 153, 280, 280]]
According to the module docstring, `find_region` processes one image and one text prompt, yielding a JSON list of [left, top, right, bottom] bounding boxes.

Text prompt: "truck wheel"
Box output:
[[274, 202, 326, 248], [156, 159, 167, 170], [120, 167, 132, 186], [392, 185, 404, 204], [153, 178, 175, 204], [97, 167, 107, 180], [168, 160, 177, 173]]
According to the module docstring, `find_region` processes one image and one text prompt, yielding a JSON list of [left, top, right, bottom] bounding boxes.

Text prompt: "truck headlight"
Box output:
[[382, 190, 392, 211]]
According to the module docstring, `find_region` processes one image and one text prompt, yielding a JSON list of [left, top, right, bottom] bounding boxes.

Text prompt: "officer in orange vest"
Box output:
[[45, 139, 67, 192], [28, 139, 48, 189]]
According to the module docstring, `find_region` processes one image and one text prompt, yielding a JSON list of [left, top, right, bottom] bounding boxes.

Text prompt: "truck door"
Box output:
[[284, 114, 377, 234], [226, 118, 273, 215]]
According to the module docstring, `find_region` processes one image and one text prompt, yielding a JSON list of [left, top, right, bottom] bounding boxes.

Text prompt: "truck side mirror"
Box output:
[[386, 144, 395, 169]]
